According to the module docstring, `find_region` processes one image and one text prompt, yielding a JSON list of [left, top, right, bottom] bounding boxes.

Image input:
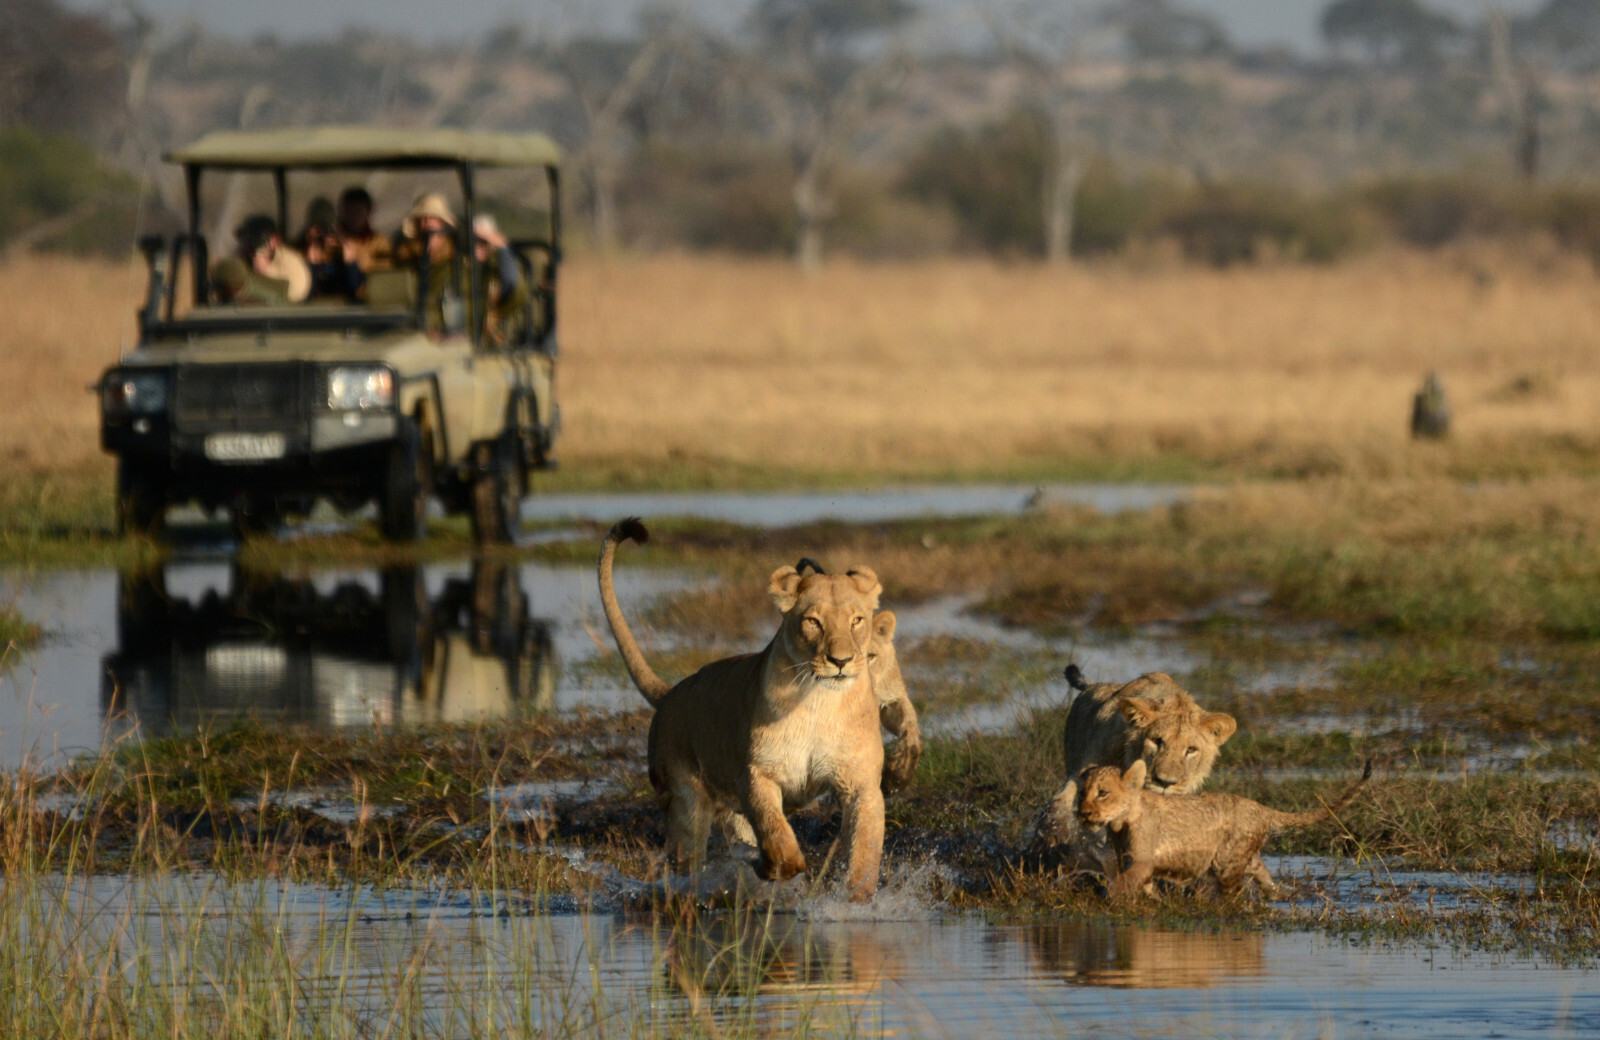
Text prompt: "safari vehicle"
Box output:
[[98, 127, 563, 542]]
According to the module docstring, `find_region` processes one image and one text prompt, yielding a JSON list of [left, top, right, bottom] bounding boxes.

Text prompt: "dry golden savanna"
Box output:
[[6, 249, 1600, 486]]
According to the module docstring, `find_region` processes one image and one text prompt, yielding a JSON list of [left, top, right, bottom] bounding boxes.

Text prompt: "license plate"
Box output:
[[205, 644, 287, 682], [205, 432, 286, 462]]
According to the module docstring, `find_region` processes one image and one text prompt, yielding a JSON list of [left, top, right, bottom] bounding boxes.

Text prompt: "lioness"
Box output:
[[795, 557, 920, 791], [1032, 666, 1237, 873], [598, 518, 887, 902], [1078, 758, 1373, 900]]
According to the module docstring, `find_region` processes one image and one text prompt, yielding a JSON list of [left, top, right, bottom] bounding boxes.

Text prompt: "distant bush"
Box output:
[[611, 112, 1600, 267], [0, 126, 146, 257], [1154, 182, 1363, 265], [897, 110, 1047, 256], [618, 142, 795, 252]]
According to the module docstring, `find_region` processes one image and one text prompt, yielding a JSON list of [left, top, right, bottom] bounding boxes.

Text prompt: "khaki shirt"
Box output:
[[261, 246, 312, 302]]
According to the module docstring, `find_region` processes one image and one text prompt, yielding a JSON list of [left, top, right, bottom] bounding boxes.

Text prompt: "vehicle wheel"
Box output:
[[382, 566, 435, 675], [381, 417, 431, 542], [470, 432, 524, 545], [116, 459, 166, 539]]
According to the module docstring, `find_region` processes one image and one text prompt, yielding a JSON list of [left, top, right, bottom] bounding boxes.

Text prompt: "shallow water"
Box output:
[[0, 560, 690, 769], [40, 871, 1600, 1038], [522, 482, 1192, 527]]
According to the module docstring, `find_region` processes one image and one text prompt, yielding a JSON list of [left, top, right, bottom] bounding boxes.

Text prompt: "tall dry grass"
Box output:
[[6, 248, 1600, 484]]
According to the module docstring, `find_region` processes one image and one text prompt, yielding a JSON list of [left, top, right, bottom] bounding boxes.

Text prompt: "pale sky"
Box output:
[[70, 0, 1545, 52]]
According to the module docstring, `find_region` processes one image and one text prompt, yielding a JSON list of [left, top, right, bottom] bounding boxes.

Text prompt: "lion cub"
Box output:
[[598, 519, 888, 902], [1077, 758, 1372, 900], [1032, 666, 1236, 873]]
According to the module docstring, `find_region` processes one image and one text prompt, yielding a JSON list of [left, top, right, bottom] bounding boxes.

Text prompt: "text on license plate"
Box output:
[[204, 432, 286, 462]]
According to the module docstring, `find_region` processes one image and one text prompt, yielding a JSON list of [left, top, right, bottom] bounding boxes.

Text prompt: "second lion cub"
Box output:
[[1077, 759, 1372, 900]]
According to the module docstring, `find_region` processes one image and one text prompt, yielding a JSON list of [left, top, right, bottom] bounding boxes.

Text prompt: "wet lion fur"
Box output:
[[1078, 758, 1373, 900], [597, 518, 888, 901]]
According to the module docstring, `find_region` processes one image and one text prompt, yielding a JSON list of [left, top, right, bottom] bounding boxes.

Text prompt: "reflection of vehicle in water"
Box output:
[[102, 562, 553, 737], [1024, 919, 1265, 989]]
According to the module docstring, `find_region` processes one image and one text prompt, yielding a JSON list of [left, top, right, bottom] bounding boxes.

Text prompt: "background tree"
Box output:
[[1320, 0, 1458, 63], [743, 0, 917, 270], [987, 0, 1099, 264], [0, 0, 126, 141]]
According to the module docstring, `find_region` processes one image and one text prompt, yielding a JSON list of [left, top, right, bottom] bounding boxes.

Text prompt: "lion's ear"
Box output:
[[845, 566, 882, 609], [1119, 696, 1160, 729], [1123, 759, 1147, 789], [769, 566, 803, 613], [872, 610, 897, 642], [1200, 711, 1237, 745]]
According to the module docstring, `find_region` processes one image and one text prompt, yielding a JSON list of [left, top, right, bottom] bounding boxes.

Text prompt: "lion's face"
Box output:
[[1121, 695, 1236, 795], [1077, 762, 1144, 827], [769, 564, 882, 688], [866, 611, 905, 707]]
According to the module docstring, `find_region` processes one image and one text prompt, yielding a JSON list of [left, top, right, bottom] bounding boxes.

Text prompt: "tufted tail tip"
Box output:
[[1063, 663, 1089, 691], [613, 517, 649, 545]]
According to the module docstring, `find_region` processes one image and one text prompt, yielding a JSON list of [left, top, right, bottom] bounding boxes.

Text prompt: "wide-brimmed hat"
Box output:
[[472, 213, 508, 248], [402, 192, 456, 238]]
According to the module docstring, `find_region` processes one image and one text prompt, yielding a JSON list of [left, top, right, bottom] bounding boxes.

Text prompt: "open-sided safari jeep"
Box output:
[[99, 127, 563, 542]]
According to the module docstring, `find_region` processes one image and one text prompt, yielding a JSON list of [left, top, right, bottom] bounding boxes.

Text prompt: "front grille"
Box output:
[[173, 363, 308, 431]]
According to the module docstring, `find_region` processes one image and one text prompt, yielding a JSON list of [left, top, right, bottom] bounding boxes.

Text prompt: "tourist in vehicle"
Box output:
[[335, 186, 393, 288], [473, 214, 530, 345], [297, 196, 350, 299], [394, 192, 461, 334], [210, 255, 289, 305], [232, 214, 311, 303]]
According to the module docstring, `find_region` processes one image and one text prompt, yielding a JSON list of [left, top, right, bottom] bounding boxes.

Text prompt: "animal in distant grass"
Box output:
[[1077, 758, 1373, 900], [795, 557, 920, 791], [598, 518, 887, 901], [1032, 667, 1237, 873]]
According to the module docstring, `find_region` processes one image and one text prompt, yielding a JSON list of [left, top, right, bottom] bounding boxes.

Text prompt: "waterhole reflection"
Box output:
[[101, 562, 554, 739]]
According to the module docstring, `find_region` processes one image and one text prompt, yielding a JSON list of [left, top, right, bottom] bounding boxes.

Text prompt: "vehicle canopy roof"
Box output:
[[166, 126, 562, 170]]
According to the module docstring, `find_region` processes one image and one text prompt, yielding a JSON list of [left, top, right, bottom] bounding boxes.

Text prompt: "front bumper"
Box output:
[[104, 410, 400, 503]]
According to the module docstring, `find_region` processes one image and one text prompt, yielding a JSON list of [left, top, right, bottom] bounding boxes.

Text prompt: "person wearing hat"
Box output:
[[473, 213, 530, 346], [394, 192, 463, 335], [210, 254, 291, 305], [231, 214, 311, 303]]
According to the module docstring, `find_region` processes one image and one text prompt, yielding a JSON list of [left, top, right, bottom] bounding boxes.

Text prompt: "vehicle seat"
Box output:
[[365, 268, 417, 310]]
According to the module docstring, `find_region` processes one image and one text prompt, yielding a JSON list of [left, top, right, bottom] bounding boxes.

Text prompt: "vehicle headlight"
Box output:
[[327, 366, 395, 411], [103, 371, 168, 416]]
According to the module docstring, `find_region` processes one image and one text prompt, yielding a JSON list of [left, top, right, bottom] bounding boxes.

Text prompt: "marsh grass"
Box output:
[[0, 722, 879, 1039]]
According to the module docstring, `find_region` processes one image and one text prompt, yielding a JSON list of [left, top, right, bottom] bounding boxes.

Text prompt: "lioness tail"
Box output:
[[1267, 759, 1373, 830], [597, 517, 673, 705]]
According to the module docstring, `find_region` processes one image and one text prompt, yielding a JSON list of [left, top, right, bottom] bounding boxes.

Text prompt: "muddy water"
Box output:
[[44, 871, 1600, 1038]]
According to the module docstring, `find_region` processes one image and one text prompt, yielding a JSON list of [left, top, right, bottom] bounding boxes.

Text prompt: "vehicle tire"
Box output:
[[382, 565, 435, 678], [116, 459, 166, 539], [381, 417, 431, 542], [470, 431, 524, 545]]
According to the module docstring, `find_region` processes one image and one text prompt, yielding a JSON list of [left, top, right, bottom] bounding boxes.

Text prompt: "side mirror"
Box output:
[[138, 235, 168, 336]]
